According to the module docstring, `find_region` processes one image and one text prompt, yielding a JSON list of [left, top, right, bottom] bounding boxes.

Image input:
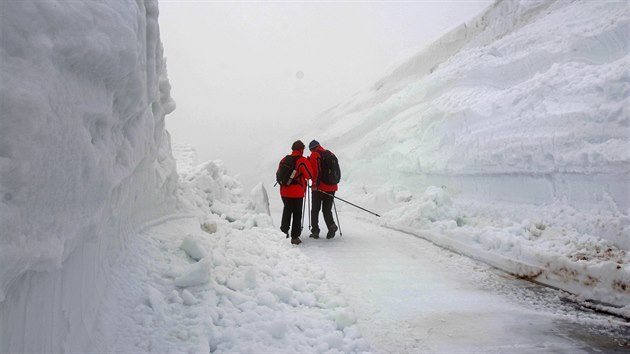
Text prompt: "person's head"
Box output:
[[291, 140, 305, 152], [309, 140, 320, 151]]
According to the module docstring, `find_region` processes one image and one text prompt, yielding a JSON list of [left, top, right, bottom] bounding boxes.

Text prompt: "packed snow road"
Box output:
[[282, 208, 630, 353]]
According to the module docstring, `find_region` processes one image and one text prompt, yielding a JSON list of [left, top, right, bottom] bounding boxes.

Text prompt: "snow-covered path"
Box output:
[[286, 208, 630, 353], [87, 176, 627, 353]]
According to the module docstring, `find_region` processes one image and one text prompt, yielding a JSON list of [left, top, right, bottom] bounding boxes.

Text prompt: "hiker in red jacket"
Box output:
[[307, 140, 339, 239], [277, 140, 312, 245]]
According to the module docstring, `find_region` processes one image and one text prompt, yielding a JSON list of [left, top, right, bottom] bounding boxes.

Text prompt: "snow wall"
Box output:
[[0, 1, 178, 351], [311, 0, 629, 250]]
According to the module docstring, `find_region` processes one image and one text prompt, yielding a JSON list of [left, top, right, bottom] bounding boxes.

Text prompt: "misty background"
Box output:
[[160, 1, 492, 190]]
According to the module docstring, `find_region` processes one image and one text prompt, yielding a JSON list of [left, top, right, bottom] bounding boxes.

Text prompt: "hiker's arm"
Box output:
[[309, 153, 320, 187]]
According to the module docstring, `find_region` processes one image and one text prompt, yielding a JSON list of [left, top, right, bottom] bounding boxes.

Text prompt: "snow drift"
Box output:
[[0, 1, 177, 351], [305, 0, 629, 308], [113, 146, 367, 353]]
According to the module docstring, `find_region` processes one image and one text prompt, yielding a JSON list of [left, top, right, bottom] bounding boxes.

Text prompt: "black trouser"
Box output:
[[281, 197, 303, 239], [310, 191, 335, 234]]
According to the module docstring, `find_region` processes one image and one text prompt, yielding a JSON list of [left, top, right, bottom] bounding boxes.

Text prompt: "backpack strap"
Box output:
[[314, 149, 330, 186], [296, 160, 313, 181], [287, 155, 312, 186]]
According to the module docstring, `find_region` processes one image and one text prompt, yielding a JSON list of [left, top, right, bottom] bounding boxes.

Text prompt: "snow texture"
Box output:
[[302, 0, 629, 307], [0, 0, 177, 351], [1, 0, 629, 352], [86, 147, 369, 353]]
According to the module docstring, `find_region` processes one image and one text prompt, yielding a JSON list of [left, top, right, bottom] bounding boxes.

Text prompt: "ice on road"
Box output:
[[287, 210, 629, 353]]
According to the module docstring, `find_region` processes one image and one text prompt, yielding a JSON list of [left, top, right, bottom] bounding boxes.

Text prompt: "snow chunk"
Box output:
[[270, 285, 293, 303], [201, 220, 218, 234], [179, 235, 206, 261], [174, 259, 211, 287], [250, 182, 271, 215], [267, 320, 288, 339], [296, 292, 317, 307], [181, 289, 197, 306], [169, 290, 183, 304], [256, 291, 278, 308], [322, 332, 344, 351], [147, 286, 168, 318], [226, 267, 257, 291], [332, 309, 357, 330]]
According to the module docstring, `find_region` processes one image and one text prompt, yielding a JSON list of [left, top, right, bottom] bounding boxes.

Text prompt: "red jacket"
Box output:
[[279, 150, 312, 198], [308, 146, 338, 192]]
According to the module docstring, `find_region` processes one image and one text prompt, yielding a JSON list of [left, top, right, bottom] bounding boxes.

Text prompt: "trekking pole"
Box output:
[[307, 184, 311, 230], [319, 191, 381, 217], [301, 187, 307, 232], [332, 198, 343, 237], [300, 191, 310, 232]]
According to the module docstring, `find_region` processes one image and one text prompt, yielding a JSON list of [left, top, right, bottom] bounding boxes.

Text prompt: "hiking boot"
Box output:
[[291, 237, 302, 245], [326, 224, 338, 239], [309, 232, 320, 239]]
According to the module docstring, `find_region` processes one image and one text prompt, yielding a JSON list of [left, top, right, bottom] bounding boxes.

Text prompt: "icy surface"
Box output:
[[298, 0, 630, 307], [296, 209, 630, 353]]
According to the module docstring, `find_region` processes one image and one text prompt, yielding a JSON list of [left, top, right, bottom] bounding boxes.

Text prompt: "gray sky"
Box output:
[[159, 1, 492, 189]]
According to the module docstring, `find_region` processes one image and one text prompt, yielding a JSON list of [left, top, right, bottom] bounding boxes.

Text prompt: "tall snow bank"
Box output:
[[0, 0, 177, 351], [312, 0, 629, 247], [306, 0, 629, 307]]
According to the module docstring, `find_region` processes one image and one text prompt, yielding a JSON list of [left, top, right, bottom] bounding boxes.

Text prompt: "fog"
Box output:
[[159, 1, 492, 190]]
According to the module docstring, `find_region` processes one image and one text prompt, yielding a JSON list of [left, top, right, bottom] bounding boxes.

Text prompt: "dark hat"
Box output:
[[309, 140, 320, 150]]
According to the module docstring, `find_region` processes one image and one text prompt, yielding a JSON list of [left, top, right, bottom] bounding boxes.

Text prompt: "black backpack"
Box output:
[[318, 150, 341, 185], [276, 155, 301, 186]]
